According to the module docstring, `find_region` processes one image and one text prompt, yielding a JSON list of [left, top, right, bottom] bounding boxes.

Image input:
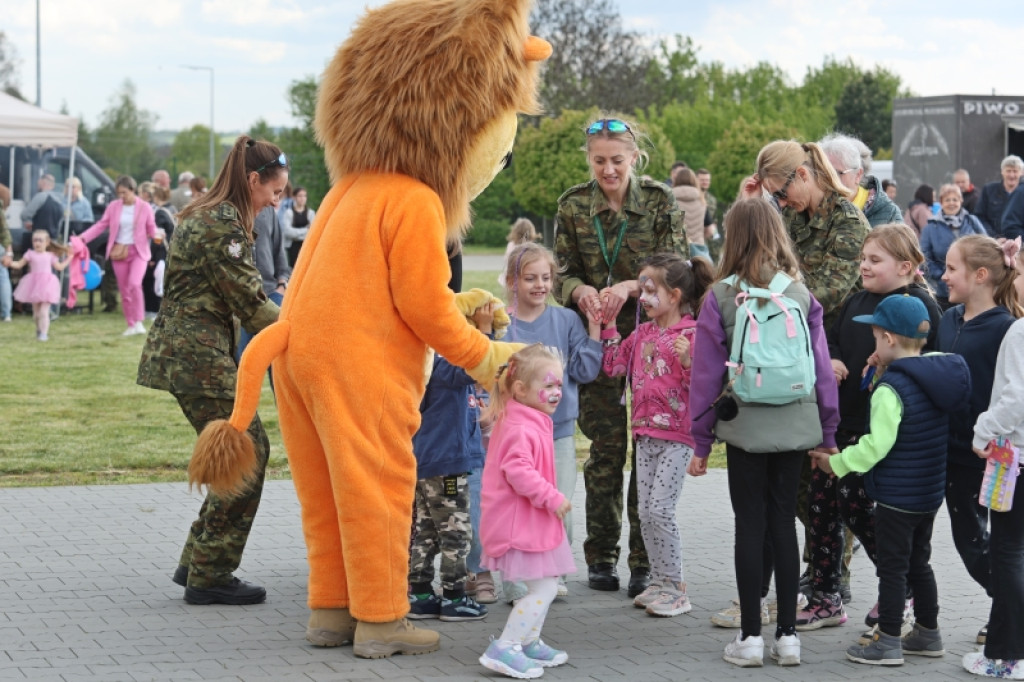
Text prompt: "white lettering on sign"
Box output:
[[963, 101, 1022, 116]]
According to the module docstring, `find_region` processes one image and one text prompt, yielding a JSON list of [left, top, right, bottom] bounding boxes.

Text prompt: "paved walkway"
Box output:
[[0, 472, 990, 681]]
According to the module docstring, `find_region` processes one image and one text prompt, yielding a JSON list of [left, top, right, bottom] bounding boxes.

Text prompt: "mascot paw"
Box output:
[[467, 340, 525, 386], [189, 420, 258, 498], [454, 288, 511, 339]]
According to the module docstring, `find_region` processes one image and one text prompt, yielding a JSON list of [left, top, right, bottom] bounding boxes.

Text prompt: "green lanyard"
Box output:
[[592, 215, 629, 287]]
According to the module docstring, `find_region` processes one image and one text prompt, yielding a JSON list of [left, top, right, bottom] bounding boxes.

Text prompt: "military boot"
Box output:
[[306, 608, 357, 647], [353, 618, 440, 659]]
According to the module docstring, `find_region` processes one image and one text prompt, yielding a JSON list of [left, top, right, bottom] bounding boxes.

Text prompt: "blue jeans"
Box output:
[[235, 290, 284, 388], [0, 266, 10, 319], [467, 466, 483, 574]]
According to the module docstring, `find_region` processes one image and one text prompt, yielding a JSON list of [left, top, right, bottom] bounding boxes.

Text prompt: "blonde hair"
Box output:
[[503, 242, 557, 299], [938, 183, 962, 201], [507, 217, 538, 244], [756, 140, 853, 200], [583, 114, 650, 174], [952, 235, 1024, 318], [717, 199, 802, 288], [862, 223, 929, 289], [481, 343, 561, 424]]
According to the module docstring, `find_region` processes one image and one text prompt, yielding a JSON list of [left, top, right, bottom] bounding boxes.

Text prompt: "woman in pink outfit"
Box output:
[[478, 344, 575, 679], [11, 229, 71, 340], [79, 175, 162, 336]]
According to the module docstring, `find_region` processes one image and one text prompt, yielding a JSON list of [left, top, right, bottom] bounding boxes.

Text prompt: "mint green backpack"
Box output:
[[723, 273, 815, 406]]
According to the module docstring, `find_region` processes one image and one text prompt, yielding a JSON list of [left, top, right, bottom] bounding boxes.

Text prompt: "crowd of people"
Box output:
[[1, 121, 1023, 680]]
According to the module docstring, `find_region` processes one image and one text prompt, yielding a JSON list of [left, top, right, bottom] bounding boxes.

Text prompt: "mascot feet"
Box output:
[[306, 608, 357, 647], [184, 577, 266, 605], [353, 618, 441, 659]]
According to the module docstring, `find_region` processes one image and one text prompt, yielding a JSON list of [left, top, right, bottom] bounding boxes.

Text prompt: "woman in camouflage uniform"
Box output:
[[554, 117, 687, 598], [725, 140, 869, 630], [137, 136, 288, 605]]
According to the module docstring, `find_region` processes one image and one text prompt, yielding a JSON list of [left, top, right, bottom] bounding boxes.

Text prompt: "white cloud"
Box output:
[[201, 0, 306, 25], [209, 38, 288, 64]]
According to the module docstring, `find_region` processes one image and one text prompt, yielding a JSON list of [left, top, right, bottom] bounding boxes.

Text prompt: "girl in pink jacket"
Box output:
[[478, 344, 574, 679], [601, 253, 714, 618]]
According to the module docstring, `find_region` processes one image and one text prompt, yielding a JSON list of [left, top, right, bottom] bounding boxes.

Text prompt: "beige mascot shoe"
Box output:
[[353, 618, 441, 659], [305, 608, 357, 647]]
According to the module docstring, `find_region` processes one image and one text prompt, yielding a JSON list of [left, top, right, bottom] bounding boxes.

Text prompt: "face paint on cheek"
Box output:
[[639, 291, 660, 308], [538, 388, 562, 404]]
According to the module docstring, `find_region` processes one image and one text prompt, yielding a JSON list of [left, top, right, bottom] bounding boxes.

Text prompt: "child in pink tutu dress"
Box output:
[[478, 343, 575, 679], [12, 229, 71, 341]]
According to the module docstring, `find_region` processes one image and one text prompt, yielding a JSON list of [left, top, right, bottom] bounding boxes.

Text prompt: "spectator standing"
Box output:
[[954, 169, 980, 214], [974, 155, 1023, 238], [190, 176, 207, 199], [554, 115, 687, 598], [696, 168, 718, 221], [496, 218, 538, 288], [1, 183, 13, 321], [234, 206, 290, 364], [151, 169, 171, 190], [820, 132, 903, 227], [921, 184, 986, 309], [65, 178, 94, 223], [671, 167, 713, 260], [882, 179, 898, 201], [281, 185, 314, 267], [1000, 181, 1024, 242], [904, 184, 936, 238], [170, 171, 195, 212], [19, 174, 64, 248], [142, 186, 177, 318]]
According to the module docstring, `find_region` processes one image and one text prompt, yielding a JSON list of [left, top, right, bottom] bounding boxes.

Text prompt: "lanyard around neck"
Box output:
[[592, 215, 629, 287]]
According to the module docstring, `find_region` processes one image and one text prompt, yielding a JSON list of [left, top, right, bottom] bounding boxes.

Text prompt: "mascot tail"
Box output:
[[189, 320, 291, 497]]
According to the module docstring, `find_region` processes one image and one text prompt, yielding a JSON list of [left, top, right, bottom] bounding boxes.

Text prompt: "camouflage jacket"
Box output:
[[554, 177, 687, 329], [0, 210, 10, 250], [782, 190, 870, 327], [137, 202, 279, 398]]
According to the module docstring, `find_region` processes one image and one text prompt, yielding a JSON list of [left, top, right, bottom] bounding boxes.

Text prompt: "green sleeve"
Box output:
[[800, 209, 869, 315], [554, 201, 586, 306], [831, 384, 901, 478]]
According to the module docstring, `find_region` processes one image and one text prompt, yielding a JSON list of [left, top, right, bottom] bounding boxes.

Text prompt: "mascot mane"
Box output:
[[315, 0, 545, 239]]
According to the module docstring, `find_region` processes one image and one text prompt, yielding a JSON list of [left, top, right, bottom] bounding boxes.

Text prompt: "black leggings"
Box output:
[[726, 445, 804, 637]]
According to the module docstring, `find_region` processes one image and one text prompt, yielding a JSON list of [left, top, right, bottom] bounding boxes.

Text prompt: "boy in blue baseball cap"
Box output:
[[810, 294, 971, 666]]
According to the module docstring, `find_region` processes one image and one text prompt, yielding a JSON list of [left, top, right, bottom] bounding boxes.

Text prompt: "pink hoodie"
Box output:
[[479, 399, 566, 557]]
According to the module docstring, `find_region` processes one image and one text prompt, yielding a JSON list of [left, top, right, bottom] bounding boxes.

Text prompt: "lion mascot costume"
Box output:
[[188, 0, 551, 661]]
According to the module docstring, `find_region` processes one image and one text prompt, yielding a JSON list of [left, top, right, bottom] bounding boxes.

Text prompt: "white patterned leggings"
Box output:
[[635, 435, 693, 586], [498, 577, 558, 644]]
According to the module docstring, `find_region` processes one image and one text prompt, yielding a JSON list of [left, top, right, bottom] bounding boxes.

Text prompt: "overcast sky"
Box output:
[[6, 0, 1024, 133]]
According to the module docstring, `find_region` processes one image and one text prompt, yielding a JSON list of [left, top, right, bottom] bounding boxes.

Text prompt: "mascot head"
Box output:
[[315, 0, 551, 239]]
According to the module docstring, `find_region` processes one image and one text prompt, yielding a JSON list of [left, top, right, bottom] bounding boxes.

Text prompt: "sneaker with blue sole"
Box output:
[[439, 595, 487, 621], [480, 639, 543, 679], [522, 639, 568, 667]]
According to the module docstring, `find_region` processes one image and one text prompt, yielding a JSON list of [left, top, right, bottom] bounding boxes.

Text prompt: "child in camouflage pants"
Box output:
[[406, 303, 495, 622]]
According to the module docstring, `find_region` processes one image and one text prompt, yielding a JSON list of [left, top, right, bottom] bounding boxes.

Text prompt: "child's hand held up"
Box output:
[[674, 335, 691, 368]]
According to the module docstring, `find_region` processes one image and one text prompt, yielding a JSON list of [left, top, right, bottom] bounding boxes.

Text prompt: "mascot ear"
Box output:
[[524, 36, 552, 62]]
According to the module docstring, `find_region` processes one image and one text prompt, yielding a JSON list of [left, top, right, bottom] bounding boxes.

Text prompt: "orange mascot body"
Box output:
[[188, 0, 550, 660]]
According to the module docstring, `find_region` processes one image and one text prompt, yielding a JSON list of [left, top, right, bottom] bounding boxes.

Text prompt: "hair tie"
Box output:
[[1002, 237, 1021, 268], [685, 259, 692, 268], [245, 138, 255, 148]]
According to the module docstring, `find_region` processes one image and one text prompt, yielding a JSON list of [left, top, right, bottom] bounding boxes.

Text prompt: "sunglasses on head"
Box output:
[[255, 152, 288, 174], [587, 119, 632, 136]]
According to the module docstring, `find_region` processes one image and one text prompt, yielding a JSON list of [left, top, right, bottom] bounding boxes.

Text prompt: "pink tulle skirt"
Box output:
[[482, 536, 577, 582], [13, 270, 60, 305]]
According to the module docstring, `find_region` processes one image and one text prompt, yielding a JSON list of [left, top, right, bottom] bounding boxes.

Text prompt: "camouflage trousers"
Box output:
[[408, 473, 471, 595], [174, 394, 270, 589], [578, 374, 647, 570], [100, 257, 118, 311]]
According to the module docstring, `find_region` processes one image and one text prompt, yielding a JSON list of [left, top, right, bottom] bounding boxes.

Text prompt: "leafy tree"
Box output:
[[530, 0, 656, 115], [85, 79, 159, 179], [642, 35, 703, 110], [466, 166, 526, 247], [706, 116, 800, 207], [834, 69, 903, 153], [247, 119, 278, 145], [0, 31, 24, 99], [170, 124, 214, 178], [278, 76, 329, 208]]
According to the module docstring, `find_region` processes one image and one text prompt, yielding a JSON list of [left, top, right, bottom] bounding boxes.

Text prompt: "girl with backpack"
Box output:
[[689, 199, 839, 668], [600, 253, 714, 617]]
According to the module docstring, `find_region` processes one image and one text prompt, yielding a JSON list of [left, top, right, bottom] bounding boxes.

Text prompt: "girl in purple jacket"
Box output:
[[601, 253, 714, 617], [478, 344, 574, 679]]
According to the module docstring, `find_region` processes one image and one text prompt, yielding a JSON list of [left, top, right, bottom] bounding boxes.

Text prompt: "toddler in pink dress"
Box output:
[[12, 229, 71, 341]]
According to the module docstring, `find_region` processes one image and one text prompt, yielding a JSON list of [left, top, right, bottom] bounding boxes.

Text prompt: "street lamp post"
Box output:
[[182, 65, 215, 179]]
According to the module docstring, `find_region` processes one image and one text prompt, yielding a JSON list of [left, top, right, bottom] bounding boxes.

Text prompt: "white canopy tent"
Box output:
[[1, 92, 81, 316]]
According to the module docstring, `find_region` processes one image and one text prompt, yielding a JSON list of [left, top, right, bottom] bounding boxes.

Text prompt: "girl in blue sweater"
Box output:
[[937, 235, 1022, 646]]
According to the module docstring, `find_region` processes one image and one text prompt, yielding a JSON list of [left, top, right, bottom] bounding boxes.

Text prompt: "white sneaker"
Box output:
[[713, 597, 770, 627], [134, 321, 147, 334], [556, 576, 568, 598], [724, 633, 764, 667], [122, 326, 139, 336], [771, 634, 801, 666]]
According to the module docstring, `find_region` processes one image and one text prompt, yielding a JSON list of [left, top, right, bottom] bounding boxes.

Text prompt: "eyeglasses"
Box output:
[[770, 173, 796, 202], [587, 119, 633, 136], [254, 152, 288, 174]]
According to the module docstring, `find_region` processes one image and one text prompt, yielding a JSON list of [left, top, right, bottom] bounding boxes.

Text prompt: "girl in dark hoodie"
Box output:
[[936, 234, 1023, 646]]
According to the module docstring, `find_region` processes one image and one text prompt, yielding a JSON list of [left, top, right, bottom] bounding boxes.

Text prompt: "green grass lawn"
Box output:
[[0, 270, 723, 488]]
